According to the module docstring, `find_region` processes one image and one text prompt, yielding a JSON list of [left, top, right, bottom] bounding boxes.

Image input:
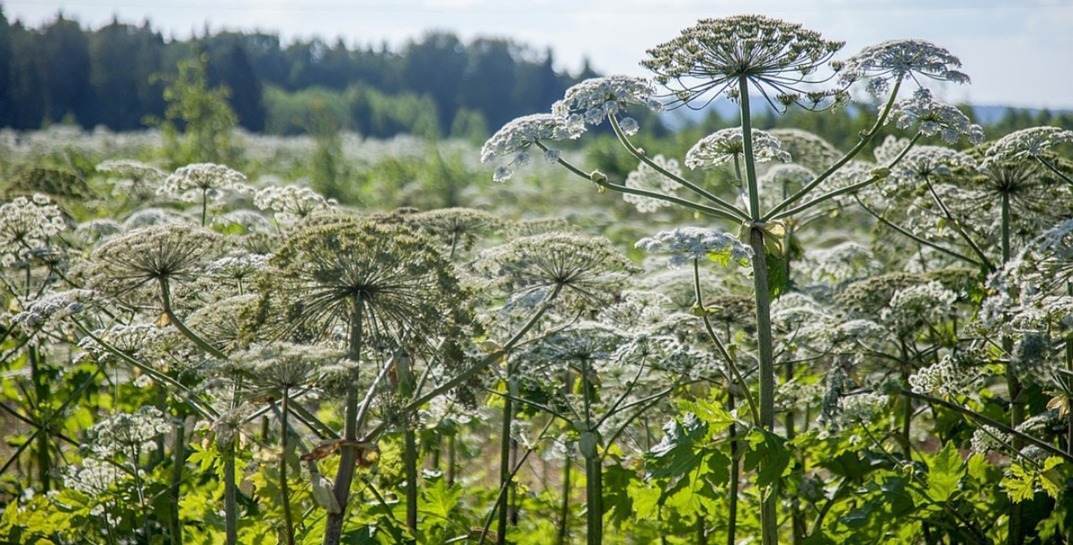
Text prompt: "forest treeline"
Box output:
[[1, 9, 1071, 141], [0, 9, 590, 137]]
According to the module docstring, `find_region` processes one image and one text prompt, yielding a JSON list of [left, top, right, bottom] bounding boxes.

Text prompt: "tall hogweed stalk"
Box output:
[[483, 14, 987, 545]]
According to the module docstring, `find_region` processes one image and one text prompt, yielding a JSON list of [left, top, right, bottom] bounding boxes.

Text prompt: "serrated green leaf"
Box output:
[[926, 442, 963, 502], [645, 413, 708, 480], [743, 429, 790, 488]]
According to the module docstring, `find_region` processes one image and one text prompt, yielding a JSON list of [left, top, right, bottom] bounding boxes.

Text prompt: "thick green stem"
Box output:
[[497, 368, 514, 545], [446, 433, 457, 486], [739, 74, 779, 545], [727, 391, 739, 545], [170, 422, 186, 545], [29, 345, 50, 491], [325, 296, 364, 545], [580, 363, 603, 545], [557, 455, 572, 545], [1001, 191, 1024, 545], [403, 427, 419, 534], [584, 455, 603, 545], [224, 444, 238, 545], [280, 388, 296, 545], [395, 351, 419, 537]]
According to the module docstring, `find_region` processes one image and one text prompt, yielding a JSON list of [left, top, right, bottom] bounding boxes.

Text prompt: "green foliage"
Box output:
[[152, 54, 239, 165]]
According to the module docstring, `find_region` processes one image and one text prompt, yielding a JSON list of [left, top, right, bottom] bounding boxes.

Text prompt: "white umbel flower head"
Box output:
[[253, 184, 334, 225], [970, 425, 1009, 454], [481, 114, 584, 182], [889, 89, 983, 144], [642, 15, 845, 110], [984, 126, 1073, 164], [159, 163, 250, 202], [63, 457, 125, 495], [837, 39, 970, 95], [12, 289, 94, 331], [0, 193, 68, 266], [685, 128, 791, 169], [636, 227, 752, 268], [881, 281, 957, 334], [88, 406, 172, 458], [225, 341, 343, 392], [552, 75, 661, 127], [623, 155, 683, 213]]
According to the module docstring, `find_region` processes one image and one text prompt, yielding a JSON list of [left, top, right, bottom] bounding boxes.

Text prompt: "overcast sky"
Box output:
[[6, 0, 1073, 109]]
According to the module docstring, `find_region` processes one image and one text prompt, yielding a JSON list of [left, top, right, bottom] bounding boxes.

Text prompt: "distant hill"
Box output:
[[659, 99, 1072, 132]]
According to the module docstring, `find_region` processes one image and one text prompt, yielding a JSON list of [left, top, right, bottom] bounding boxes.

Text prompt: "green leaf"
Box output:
[[645, 413, 708, 480], [1001, 463, 1037, 503], [967, 452, 989, 481], [926, 442, 963, 502], [678, 396, 735, 433], [743, 429, 790, 488], [421, 477, 461, 520], [629, 481, 662, 520]]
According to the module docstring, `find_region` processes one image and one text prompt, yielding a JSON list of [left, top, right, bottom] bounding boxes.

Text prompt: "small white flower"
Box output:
[[623, 155, 683, 213], [552, 76, 660, 126], [888, 88, 983, 144], [838, 39, 970, 95], [685, 128, 791, 169], [984, 126, 1073, 165], [0, 193, 68, 266], [636, 227, 752, 268], [158, 163, 250, 203], [481, 114, 584, 182], [253, 184, 333, 225]]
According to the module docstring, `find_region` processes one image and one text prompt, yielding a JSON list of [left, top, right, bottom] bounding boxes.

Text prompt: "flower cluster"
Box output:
[[837, 392, 889, 424], [984, 126, 1073, 164], [769, 129, 842, 172], [474, 232, 635, 312], [551, 75, 660, 127], [881, 281, 957, 334], [642, 15, 844, 109], [480, 114, 584, 182], [909, 354, 985, 398], [889, 89, 983, 144], [12, 289, 94, 331], [224, 341, 343, 392], [636, 227, 752, 268], [253, 185, 334, 224], [158, 163, 250, 202], [88, 406, 172, 458], [96, 159, 165, 198], [206, 253, 269, 281], [685, 128, 791, 169], [63, 457, 124, 496], [0, 193, 68, 266], [970, 425, 1009, 454], [806, 242, 880, 284], [79, 323, 170, 364], [623, 155, 683, 213], [837, 39, 970, 95], [87, 224, 224, 303]]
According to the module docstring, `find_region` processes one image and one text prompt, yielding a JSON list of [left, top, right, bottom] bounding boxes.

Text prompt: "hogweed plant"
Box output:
[[3, 12, 1073, 545], [481, 13, 1073, 545]]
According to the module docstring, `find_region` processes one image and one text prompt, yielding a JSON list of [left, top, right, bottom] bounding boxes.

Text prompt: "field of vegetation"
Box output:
[[3, 13, 1073, 545]]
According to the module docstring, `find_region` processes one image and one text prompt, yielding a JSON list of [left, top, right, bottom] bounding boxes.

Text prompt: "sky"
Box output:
[[6, 0, 1073, 109]]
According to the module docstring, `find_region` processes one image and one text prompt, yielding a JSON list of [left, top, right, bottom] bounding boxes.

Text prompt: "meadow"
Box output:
[[2, 15, 1073, 545]]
